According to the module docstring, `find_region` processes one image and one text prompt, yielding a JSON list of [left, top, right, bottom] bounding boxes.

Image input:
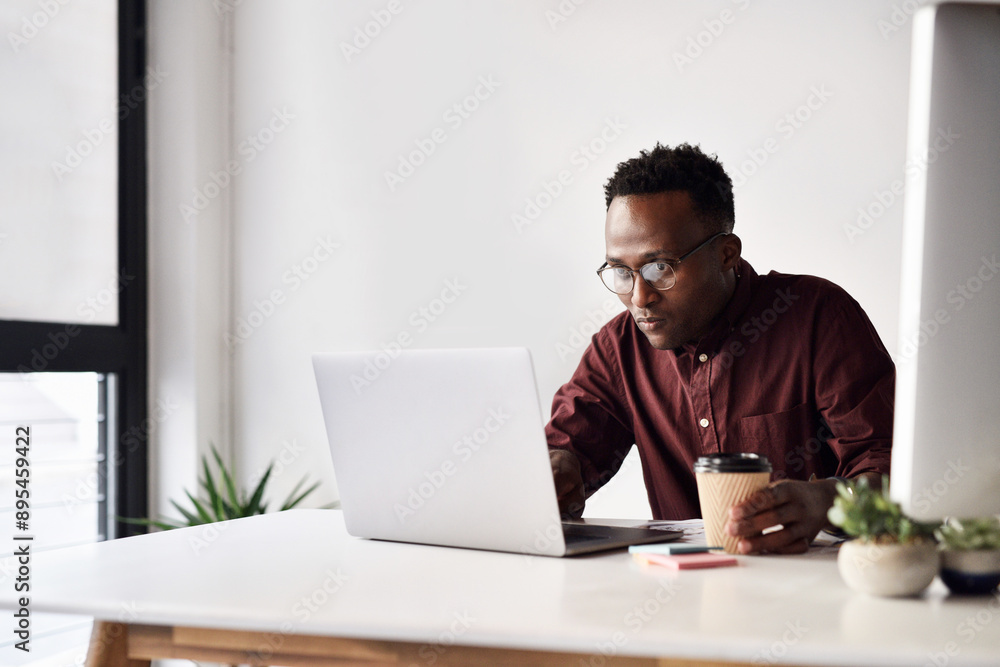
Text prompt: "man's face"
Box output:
[[605, 191, 736, 350]]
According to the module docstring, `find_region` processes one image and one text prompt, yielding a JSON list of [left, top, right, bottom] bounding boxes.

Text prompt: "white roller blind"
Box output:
[[0, 0, 118, 325]]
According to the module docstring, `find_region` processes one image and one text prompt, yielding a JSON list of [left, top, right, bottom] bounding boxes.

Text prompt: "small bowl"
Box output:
[[940, 549, 1000, 595]]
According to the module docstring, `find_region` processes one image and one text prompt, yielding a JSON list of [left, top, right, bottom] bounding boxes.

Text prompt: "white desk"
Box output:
[[2, 509, 999, 666]]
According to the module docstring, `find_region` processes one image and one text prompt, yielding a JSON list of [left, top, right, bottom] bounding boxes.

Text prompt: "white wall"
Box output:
[[151, 0, 917, 519], [147, 0, 232, 519]]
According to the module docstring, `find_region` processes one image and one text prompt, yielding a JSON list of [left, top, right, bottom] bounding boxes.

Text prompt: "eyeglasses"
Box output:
[[596, 232, 728, 295]]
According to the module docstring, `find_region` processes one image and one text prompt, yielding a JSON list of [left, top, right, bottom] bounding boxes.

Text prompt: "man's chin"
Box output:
[[640, 330, 681, 351]]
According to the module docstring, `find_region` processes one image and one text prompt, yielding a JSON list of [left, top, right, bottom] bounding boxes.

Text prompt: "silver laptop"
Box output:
[[312, 347, 680, 556]]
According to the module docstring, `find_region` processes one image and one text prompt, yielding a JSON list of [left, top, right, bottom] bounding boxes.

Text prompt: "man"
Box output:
[[547, 143, 894, 554]]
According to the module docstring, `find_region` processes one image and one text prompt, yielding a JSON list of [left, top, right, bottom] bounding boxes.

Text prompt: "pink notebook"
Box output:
[[633, 552, 738, 570]]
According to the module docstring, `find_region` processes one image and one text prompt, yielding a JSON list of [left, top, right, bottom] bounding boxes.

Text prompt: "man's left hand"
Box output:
[[724, 479, 838, 554]]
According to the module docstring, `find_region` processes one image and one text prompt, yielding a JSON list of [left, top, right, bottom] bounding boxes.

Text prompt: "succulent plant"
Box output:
[[935, 516, 1000, 551], [827, 476, 935, 544]]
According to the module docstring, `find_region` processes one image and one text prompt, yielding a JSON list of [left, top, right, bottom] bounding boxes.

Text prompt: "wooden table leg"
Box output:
[[84, 621, 151, 667]]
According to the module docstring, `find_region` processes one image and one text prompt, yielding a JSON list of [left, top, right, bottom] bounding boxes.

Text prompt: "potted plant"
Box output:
[[827, 476, 939, 597], [122, 445, 335, 530], [935, 516, 1000, 595]]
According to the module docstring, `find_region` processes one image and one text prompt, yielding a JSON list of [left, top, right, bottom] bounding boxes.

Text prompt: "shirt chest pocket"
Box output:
[[738, 403, 814, 474]]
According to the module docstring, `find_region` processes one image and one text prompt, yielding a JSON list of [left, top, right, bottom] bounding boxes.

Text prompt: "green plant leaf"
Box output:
[[827, 476, 927, 543], [201, 454, 228, 521], [170, 498, 204, 526], [936, 516, 1000, 549], [117, 515, 185, 531], [126, 442, 329, 529], [211, 445, 242, 516], [183, 489, 215, 525], [281, 478, 321, 511], [246, 463, 274, 516]]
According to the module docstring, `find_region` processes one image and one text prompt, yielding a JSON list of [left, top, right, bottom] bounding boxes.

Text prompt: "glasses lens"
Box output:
[[599, 267, 633, 294], [639, 262, 676, 290]]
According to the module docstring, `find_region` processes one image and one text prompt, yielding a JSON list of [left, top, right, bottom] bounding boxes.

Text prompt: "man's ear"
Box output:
[[721, 233, 742, 273]]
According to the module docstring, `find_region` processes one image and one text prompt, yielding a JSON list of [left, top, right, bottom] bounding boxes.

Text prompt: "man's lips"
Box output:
[[635, 316, 666, 331]]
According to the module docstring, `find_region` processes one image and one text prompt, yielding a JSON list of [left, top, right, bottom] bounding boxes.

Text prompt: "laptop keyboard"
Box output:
[[563, 523, 611, 543]]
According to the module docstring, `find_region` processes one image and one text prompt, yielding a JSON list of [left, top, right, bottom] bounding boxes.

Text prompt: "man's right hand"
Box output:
[[549, 448, 586, 519]]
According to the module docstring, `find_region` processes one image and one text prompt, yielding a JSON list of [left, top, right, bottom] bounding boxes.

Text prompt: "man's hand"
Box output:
[[724, 478, 839, 554], [549, 448, 586, 519]]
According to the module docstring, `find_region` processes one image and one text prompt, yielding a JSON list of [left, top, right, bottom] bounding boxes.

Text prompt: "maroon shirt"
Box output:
[[545, 259, 895, 520]]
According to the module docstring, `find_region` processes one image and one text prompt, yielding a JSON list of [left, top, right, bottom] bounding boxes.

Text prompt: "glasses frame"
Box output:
[[596, 232, 729, 295]]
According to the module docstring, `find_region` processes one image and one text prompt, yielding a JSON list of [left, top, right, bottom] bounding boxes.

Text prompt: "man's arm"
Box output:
[[549, 448, 586, 519], [727, 288, 894, 554], [546, 328, 635, 519]]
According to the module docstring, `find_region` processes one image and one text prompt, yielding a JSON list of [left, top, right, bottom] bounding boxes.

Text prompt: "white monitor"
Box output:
[[892, 1, 1000, 521]]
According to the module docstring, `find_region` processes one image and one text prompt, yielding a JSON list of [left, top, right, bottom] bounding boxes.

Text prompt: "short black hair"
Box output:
[[603, 143, 735, 233]]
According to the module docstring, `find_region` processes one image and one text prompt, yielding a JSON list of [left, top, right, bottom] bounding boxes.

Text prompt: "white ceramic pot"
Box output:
[[940, 549, 1000, 595], [837, 539, 939, 597]]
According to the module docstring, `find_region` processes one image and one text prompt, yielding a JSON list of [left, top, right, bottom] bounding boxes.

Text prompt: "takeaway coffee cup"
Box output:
[[694, 453, 773, 554]]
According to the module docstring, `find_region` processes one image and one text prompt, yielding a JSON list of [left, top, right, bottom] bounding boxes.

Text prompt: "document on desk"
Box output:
[[634, 518, 846, 551], [636, 518, 707, 544]]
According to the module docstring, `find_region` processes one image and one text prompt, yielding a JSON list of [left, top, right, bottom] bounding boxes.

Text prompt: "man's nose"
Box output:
[[630, 274, 660, 309]]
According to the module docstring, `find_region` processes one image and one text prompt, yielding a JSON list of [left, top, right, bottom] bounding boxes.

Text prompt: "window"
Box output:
[[0, 0, 147, 543]]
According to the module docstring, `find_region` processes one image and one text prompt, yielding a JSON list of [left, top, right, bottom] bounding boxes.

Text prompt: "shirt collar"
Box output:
[[676, 258, 758, 357]]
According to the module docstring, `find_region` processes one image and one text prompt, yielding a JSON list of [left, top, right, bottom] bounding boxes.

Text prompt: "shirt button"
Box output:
[[699, 418, 710, 428], [698, 353, 709, 362]]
